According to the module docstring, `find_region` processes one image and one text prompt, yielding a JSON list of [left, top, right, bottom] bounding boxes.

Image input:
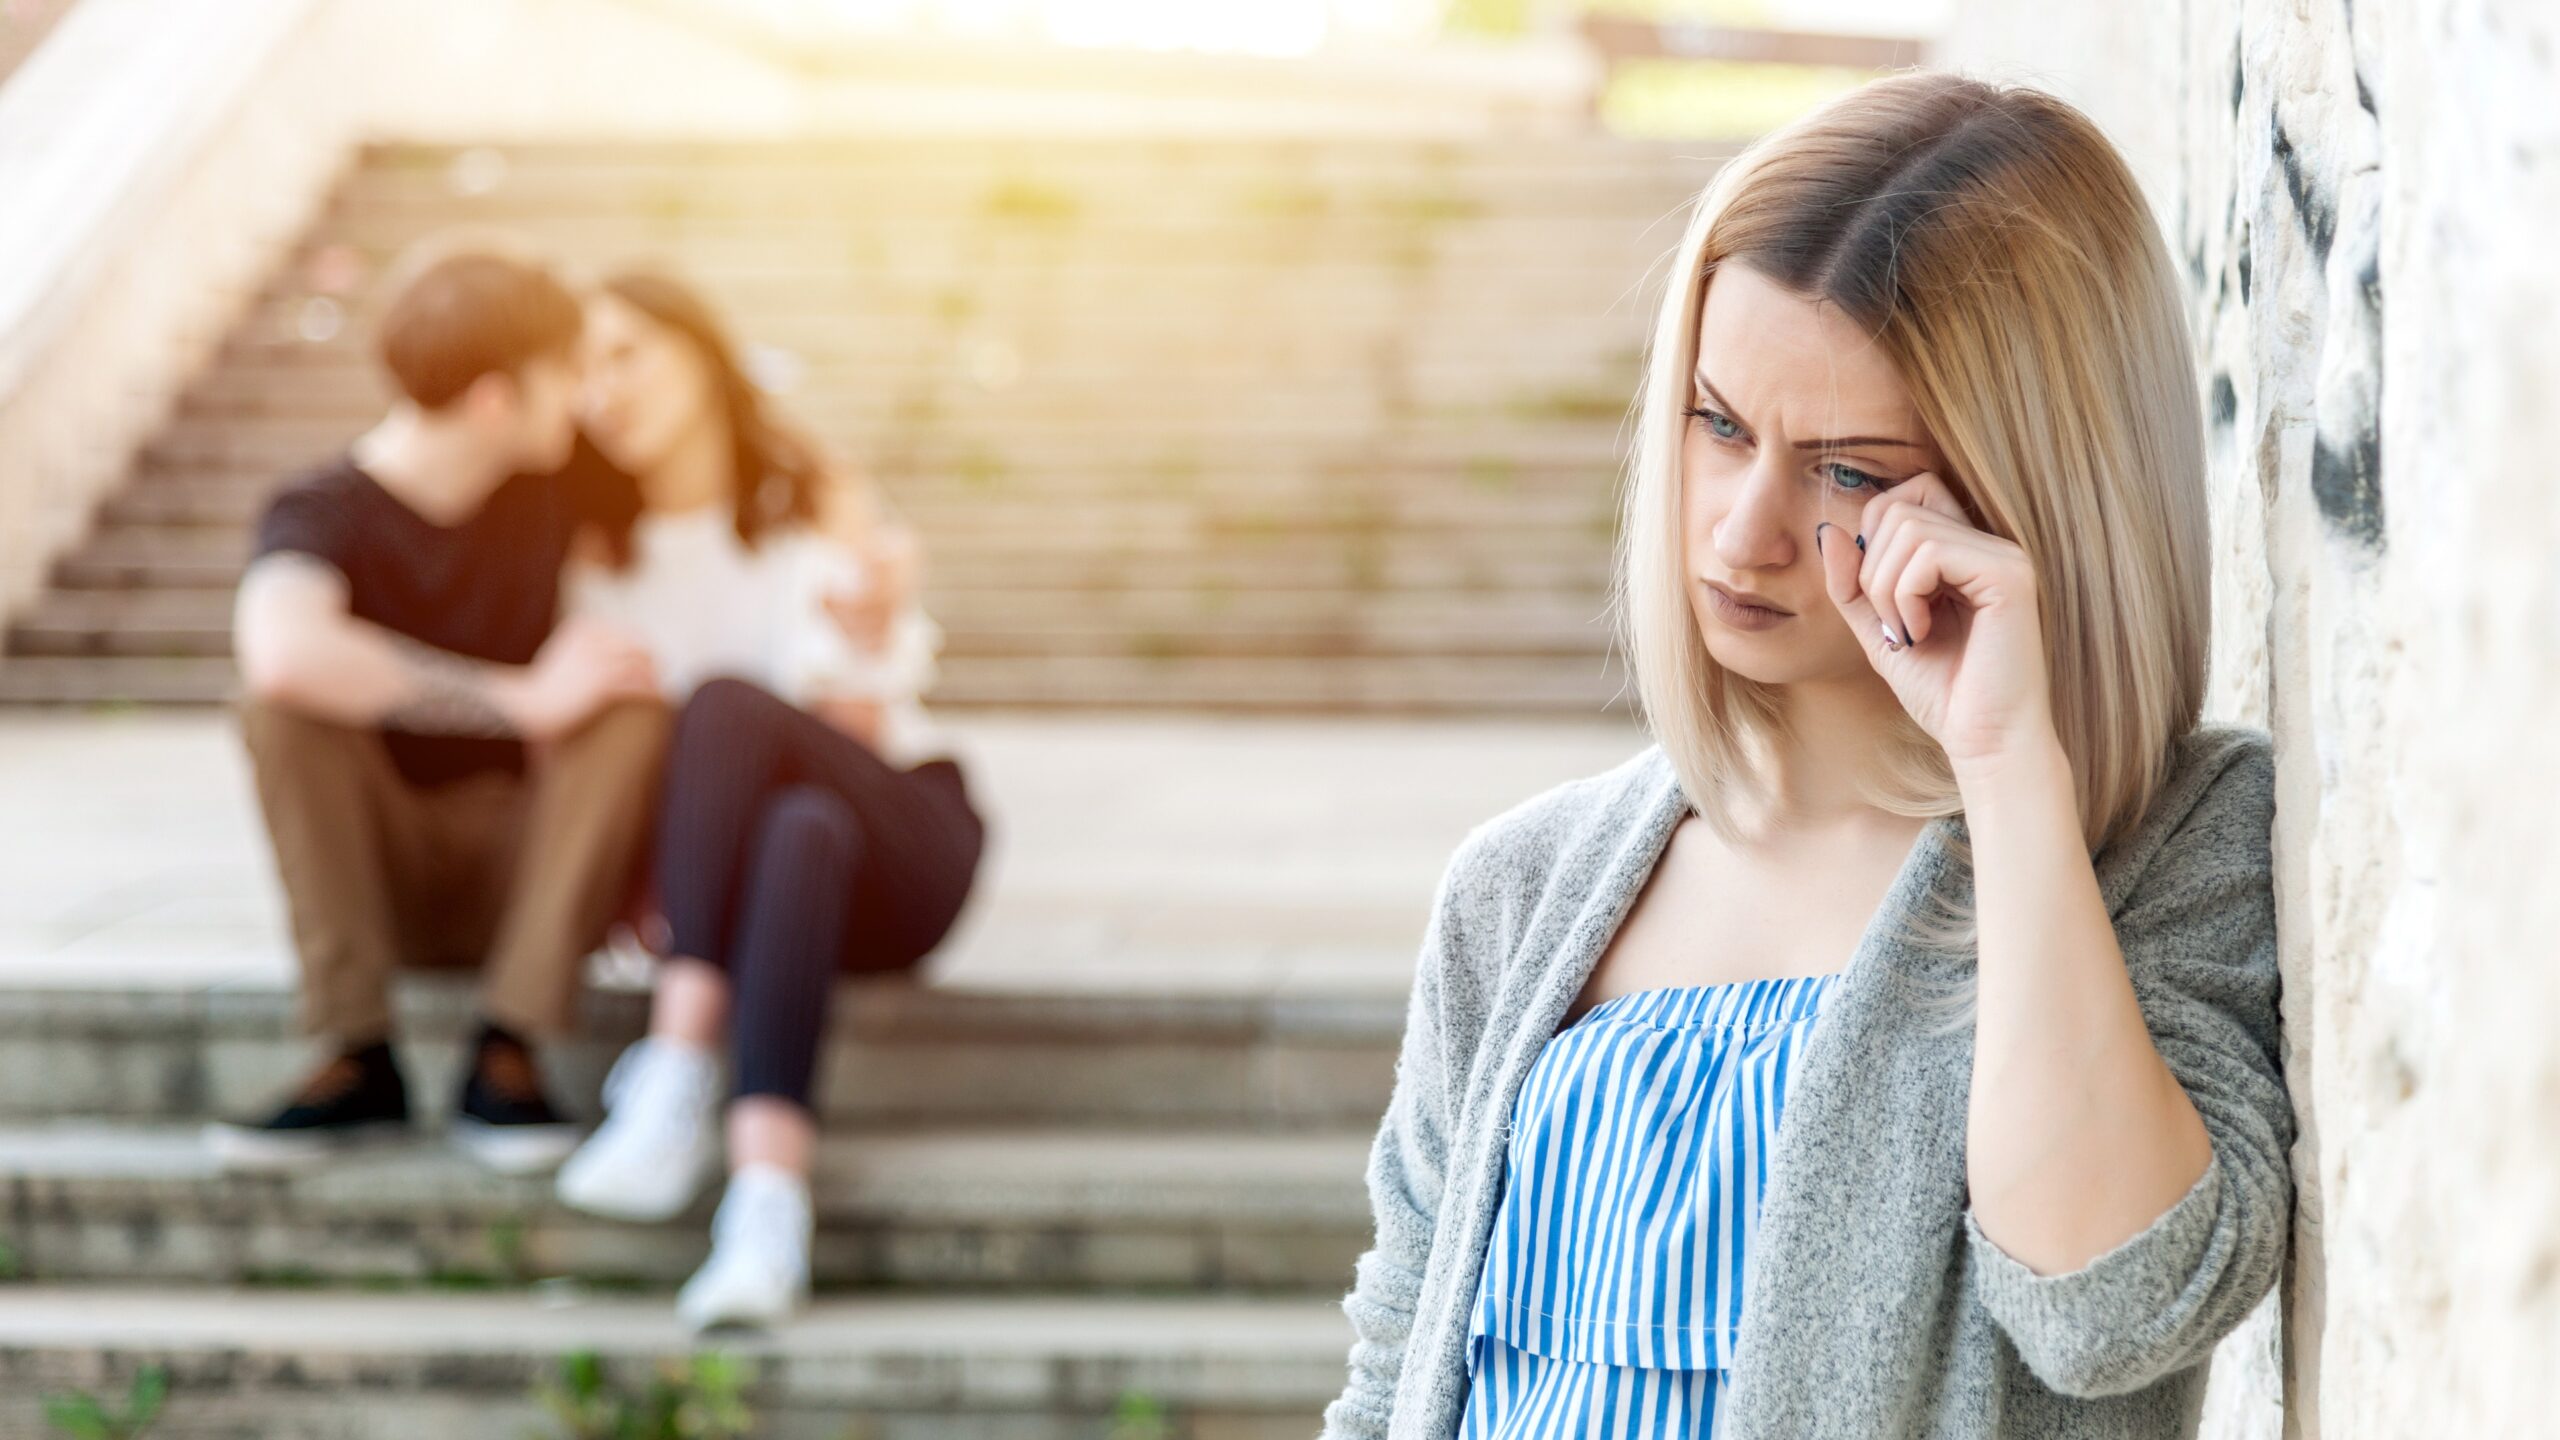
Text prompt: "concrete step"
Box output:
[[94, 474, 1623, 530], [178, 362, 1642, 417], [60, 525, 1607, 579], [207, 325, 1649, 382], [251, 262, 1656, 309], [135, 412, 1634, 465], [0, 1286, 1349, 1439], [0, 1122, 1369, 1293], [0, 651, 1629, 710], [0, 972, 1401, 1130], [9, 587, 1617, 660], [332, 138, 1716, 189], [347, 132, 1710, 163], [293, 217, 1681, 263], [101, 465, 1625, 525], [51, 529, 1615, 591], [120, 453, 1630, 501]]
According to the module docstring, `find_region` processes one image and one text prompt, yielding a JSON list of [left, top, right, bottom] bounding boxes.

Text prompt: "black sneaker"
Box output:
[[205, 1042, 412, 1171], [452, 1022, 582, 1176]]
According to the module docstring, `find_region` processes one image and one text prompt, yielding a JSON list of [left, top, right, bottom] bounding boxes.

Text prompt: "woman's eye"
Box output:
[[1823, 462, 1885, 494], [1686, 405, 1741, 440]]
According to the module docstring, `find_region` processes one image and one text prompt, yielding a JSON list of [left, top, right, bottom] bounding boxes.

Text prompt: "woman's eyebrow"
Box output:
[[1693, 371, 1928, 450]]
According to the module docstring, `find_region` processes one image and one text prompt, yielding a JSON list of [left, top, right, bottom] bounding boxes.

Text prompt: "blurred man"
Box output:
[[215, 243, 665, 1175]]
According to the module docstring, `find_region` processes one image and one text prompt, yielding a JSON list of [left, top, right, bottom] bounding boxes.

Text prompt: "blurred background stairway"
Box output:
[[0, 127, 1714, 1437], [0, 135, 1718, 713], [0, 0, 1943, 1434]]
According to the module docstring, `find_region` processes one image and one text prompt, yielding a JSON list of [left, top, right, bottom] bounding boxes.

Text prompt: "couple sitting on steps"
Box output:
[[215, 237, 990, 1334]]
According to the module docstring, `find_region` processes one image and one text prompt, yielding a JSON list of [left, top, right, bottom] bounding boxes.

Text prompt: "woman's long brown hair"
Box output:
[[596, 267, 825, 554]]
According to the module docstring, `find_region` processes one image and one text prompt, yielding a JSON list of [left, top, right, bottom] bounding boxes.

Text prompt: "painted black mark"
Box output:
[[2311, 427, 2383, 549], [2269, 114, 2337, 264]]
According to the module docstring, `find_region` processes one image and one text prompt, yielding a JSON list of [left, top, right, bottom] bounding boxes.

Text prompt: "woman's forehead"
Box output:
[[1694, 265, 1917, 430]]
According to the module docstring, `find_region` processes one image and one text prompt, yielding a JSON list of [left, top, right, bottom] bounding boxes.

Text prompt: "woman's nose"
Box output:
[[1711, 469, 1800, 567]]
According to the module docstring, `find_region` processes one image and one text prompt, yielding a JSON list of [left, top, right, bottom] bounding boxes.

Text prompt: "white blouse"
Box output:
[[564, 506, 958, 770]]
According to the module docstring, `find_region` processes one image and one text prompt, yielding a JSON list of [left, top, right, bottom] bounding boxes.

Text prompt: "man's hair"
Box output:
[[372, 238, 582, 410]]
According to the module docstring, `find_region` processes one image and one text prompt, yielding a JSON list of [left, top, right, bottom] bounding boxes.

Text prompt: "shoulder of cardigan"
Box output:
[[1453, 721, 2271, 956]]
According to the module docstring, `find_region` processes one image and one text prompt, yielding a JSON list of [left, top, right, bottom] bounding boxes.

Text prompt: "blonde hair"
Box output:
[[1611, 72, 2211, 1003]]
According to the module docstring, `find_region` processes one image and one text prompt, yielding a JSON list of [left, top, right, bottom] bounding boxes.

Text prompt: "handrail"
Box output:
[[0, 0, 79, 92], [0, 0, 342, 625]]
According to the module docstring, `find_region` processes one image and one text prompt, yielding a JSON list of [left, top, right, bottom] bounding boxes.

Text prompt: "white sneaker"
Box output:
[[675, 1164, 814, 1334], [553, 1038, 725, 1222]]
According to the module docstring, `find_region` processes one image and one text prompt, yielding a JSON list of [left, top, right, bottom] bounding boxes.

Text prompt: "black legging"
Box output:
[[654, 677, 986, 1109]]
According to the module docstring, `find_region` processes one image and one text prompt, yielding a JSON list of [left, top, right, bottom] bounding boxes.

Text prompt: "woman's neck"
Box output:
[[639, 418, 732, 518], [1747, 678, 1918, 834]]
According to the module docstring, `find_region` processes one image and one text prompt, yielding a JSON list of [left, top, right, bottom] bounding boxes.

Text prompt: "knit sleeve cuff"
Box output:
[[1961, 1147, 2226, 1391]]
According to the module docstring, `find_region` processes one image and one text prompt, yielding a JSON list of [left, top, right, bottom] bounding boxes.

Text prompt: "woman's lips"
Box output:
[[1704, 580, 1793, 629]]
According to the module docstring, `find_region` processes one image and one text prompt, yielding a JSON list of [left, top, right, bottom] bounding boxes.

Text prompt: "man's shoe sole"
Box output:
[[450, 1117, 584, 1176], [202, 1119, 413, 1172]]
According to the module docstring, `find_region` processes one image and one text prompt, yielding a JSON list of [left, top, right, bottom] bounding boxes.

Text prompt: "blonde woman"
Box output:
[[1322, 73, 2289, 1439]]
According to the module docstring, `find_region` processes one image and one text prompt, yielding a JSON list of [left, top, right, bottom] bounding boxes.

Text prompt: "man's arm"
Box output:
[[233, 552, 652, 740]]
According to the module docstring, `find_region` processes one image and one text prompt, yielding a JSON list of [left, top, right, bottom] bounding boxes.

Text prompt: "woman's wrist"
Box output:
[[1951, 727, 2082, 861], [1950, 723, 2072, 803]]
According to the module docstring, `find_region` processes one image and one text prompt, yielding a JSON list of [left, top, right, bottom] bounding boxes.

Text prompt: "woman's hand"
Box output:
[[1814, 473, 2057, 773], [811, 695, 886, 749], [816, 490, 922, 653]]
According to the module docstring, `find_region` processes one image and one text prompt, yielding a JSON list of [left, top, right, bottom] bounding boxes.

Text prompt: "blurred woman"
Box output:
[[551, 269, 988, 1333]]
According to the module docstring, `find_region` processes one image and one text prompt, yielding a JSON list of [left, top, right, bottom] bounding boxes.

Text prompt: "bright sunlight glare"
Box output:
[[781, 0, 1431, 56]]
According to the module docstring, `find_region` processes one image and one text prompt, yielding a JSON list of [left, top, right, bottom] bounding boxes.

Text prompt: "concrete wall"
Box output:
[[1940, 1, 2560, 1435]]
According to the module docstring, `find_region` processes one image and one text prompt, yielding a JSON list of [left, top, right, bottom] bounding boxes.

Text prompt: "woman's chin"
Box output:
[[1697, 632, 1822, 687]]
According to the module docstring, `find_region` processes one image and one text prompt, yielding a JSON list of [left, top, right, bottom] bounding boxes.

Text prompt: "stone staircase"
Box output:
[[0, 136, 1724, 714], [0, 700, 1671, 1436], [0, 132, 1708, 1437], [0, 971, 1404, 1437]]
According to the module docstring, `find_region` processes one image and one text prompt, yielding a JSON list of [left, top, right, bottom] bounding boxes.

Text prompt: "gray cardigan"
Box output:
[[1321, 723, 2291, 1439]]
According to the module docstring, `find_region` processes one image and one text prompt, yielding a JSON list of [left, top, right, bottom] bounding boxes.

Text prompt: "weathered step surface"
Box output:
[[0, 1122, 1370, 1292], [0, 1287, 1351, 1440], [0, 974, 1400, 1130], [0, 652, 1630, 710]]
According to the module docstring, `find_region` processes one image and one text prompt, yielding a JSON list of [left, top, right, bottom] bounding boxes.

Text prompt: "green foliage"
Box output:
[[1441, 0, 1536, 37], [984, 180, 1082, 225], [1504, 385, 1627, 423], [1600, 59, 1872, 140], [1464, 455, 1519, 492], [486, 1215, 530, 1282], [1246, 183, 1332, 221], [532, 1350, 754, 1440], [42, 1365, 167, 1440], [953, 447, 1010, 489], [1104, 1390, 1173, 1440]]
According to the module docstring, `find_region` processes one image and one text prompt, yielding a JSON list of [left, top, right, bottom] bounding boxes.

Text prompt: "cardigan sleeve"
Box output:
[[1319, 829, 1492, 1440], [1961, 735, 2295, 1398]]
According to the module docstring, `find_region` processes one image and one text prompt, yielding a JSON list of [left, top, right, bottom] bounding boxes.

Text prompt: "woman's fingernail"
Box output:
[[1854, 532, 1867, 553], [1879, 619, 1903, 650], [1815, 522, 1830, 553]]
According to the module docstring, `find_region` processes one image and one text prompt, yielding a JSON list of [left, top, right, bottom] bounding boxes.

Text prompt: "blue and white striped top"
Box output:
[[1458, 971, 1844, 1438]]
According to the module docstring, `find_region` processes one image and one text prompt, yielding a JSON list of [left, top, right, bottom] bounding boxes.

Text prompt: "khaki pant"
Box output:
[[238, 698, 671, 1045]]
